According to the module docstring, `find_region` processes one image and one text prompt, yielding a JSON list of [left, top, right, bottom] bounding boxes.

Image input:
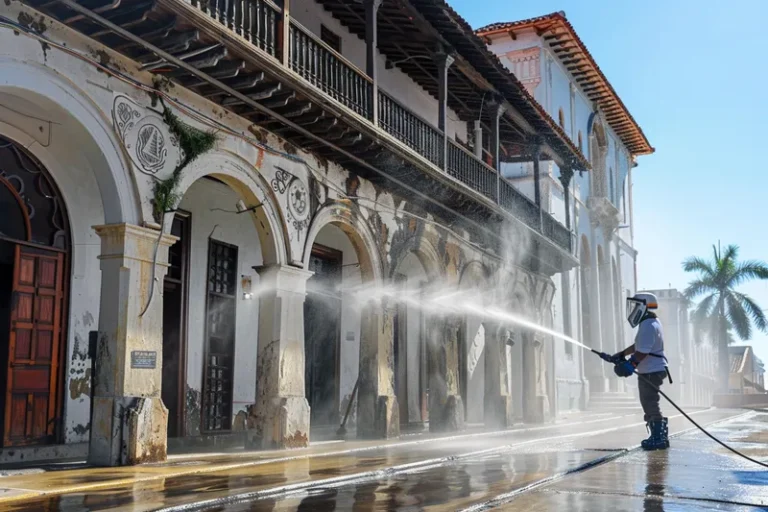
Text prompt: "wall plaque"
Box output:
[[131, 350, 157, 369]]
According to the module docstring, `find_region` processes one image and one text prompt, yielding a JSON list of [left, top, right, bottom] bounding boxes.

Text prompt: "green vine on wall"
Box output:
[[152, 95, 218, 222]]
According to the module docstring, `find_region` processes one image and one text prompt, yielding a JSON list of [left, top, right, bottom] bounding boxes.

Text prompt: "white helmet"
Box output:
[[626, 292, 658, 328]]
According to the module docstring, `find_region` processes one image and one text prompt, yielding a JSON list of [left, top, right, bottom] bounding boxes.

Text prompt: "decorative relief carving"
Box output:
[[112, 94, 182, 178], [504, 47, 541, 94], [272, 166, 310, 240]]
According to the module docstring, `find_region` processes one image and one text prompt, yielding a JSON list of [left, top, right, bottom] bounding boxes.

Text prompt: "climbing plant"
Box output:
[[152, 96, 218, 222]]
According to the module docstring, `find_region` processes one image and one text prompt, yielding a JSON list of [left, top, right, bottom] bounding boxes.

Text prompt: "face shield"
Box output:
[[626, 298, 647, 328]]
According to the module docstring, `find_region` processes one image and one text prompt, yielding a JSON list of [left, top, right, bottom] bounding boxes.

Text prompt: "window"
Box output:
[[558, 108, 565, 128], [609, 167, 614, 204], [320, 25, 341, 53]]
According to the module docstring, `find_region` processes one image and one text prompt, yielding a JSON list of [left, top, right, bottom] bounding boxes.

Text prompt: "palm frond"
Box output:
[[722, 244, 739, 264], [682, 256, 715, 277], [733, 291, 768, 332], [729, 261, 768, 288], [690, 293, 717, 340], [726, 291, 752, 341], [683, 277, 716, 300]]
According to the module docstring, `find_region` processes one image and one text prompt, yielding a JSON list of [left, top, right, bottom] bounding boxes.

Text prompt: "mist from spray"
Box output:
[[343, 281, 589, 351]]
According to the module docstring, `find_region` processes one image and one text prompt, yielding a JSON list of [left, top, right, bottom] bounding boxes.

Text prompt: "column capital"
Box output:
[[487, 96, 508, 118], [93, 223, 178, 265], [434, 47, 455, 69], [253, 264, 313, 294]]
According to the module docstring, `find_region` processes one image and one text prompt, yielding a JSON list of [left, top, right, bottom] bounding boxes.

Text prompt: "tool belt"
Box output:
[[647, 352, 673, 384]]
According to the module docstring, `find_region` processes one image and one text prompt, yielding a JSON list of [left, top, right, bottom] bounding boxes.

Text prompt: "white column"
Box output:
[[588, 234, 606, 392], [246, 265, 312, 449], [89, 224, 177, 467], [357, 299, 399, 439]]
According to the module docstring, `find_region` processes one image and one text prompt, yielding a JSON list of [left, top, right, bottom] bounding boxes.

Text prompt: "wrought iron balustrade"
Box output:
[[189, 0, 279, 57], [289, 21, 372, 119], [447, 141, 498, 201], [542, 213, 572, 251], [378, 91, 443, 167], [499, 179, 541, 231], [176, 1, 572, 253]]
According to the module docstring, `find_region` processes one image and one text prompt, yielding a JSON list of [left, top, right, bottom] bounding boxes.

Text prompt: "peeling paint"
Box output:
[[232, 410, 247, 431], [283, 430, 308, 449], [17, 11, 47, 34], [72, 423, 90, 436], [69, 368, 91, 400]]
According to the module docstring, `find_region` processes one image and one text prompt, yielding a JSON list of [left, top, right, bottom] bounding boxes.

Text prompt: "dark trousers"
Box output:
[[638, 371, 667, 422]]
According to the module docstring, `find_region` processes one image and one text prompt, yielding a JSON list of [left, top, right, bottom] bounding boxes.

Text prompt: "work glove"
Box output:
[[610, 352, 626, 364], [614, 356, 638, 378]]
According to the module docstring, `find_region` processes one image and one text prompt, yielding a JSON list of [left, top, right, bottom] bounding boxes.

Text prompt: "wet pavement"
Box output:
[[0, 408, 765, 511]]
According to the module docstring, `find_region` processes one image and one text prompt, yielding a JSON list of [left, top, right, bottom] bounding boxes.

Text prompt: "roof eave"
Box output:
[[476, 13, 654, 157]]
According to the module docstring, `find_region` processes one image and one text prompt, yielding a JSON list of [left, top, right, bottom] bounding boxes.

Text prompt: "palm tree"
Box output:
[[682, 243, 768, 392]]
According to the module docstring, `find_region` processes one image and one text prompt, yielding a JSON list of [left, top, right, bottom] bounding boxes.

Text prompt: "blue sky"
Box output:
[[451, 0, 768, 365]]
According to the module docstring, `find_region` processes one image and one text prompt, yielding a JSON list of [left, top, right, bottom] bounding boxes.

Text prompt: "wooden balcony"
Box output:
[[25, 0, 576, 269]]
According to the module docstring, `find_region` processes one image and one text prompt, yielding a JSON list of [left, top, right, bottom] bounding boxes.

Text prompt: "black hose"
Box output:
[[636, 372, 768, 468]]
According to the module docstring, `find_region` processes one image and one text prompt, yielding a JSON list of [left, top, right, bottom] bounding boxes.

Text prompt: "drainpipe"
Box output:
[[473, 120, 483, 160]]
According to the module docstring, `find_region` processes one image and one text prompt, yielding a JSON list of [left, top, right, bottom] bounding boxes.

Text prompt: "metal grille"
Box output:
[[203, 240, 238, 432]]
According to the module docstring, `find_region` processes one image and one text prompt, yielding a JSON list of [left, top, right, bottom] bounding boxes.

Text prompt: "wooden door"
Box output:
[[162, 212, 190, 438], [4, 245, 64, 446]]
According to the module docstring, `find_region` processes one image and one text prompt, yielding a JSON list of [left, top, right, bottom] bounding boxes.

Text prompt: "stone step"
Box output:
[[588, 398, 641, 406]]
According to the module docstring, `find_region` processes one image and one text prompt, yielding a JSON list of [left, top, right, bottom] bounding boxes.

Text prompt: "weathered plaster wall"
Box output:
[[0, 23, 145, 442], [0, 1, 562, 448]]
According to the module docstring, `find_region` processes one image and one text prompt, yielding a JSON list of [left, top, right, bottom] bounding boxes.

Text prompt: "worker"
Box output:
[[612, 292, 671, 451]]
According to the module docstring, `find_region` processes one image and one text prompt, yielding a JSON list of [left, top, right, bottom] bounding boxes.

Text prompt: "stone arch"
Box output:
[[0, 58, 141, 225], [173, 150, 286, 266], [302, 202, 383, 284], [0, 62, 149, 442], [300, 202, 390, 434], [390, 232, 444, 284], [0, 133, 73, 446]]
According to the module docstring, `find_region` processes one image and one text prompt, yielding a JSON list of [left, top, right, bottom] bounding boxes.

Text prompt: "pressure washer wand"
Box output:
[[591, 349, 622, 364]]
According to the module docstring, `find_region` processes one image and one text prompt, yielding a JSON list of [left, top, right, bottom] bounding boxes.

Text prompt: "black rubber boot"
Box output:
[[641, 418, 669, 451]]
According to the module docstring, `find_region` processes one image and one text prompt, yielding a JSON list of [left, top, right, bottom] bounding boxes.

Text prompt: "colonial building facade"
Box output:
[[477, 12, 654, 410], [0, 1, 589, 465]]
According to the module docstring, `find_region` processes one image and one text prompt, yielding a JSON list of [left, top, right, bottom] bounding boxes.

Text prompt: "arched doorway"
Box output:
[[390, 237, 442, 431], [0, 135, 70, 447], [302, 210, 381, 437], [167, 172, 273, 438]]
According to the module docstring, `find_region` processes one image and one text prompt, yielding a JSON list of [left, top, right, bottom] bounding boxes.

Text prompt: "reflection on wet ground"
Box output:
[[216, 450, 607, 512], [2, 409, 766, 511]]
